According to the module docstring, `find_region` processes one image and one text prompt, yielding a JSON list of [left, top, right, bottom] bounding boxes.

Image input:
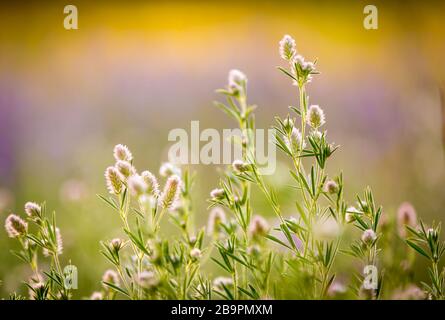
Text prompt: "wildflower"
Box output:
[[207, 207, 226, 235], [285, 127, 306, 154], [43, 227, 63, 256], [141, 170, 160, 197], [392, 284, 427, 300], [190, 248, 202, 261], [249, 215, 270, 239], [29, 282, 46, 300], [159, 162, 181, 178], [228, 69, 247, 87], [110, 238, 123, 251], [104, 166, 122, 194], [137, 271, 159, 289], [115, 160, 135, 181], [324, 180, 339, 194], [306, 105, 325, 129], [279, 34, 296, 61], [113, 144, 133, 162], [228, 69, 247, 95], [102, 269, 120, 287], [213, 277, 233, 290], [5, 214, 28, 238], [232, 159, 249, 173], [427, 228, 438, 242], [90, 291, 103, 300], [24, 202, 42, 220], [283, 117, 294, 132], [327, 281, 347, 298], [397, 202, 417, 238], [345, 206, 360, 223], [314, 217, 340, 240], [361, 229, 377, 245], [127, 174, 148, 196], [290, 54, 316, 85], [247, 245, 261, 256], [159, 175, 181, 209], [210, 188, 225, 200]]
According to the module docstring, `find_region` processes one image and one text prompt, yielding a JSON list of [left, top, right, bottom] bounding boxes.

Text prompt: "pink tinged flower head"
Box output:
[[5, 214, 28, 238], [207, 207, 227, 235], [307, 105, 326, 129], [213, 277, 233, 290], [24, 202, 42, 220], [141, 170, 160, 197], [102, 269, 120, 287], [285, 127, 305, 153], [279, 34, 296, 61], [324, 180, 339, 194], [159, 162, 181, 178], [190, 248, 202, 261], [105, 166, 122, 194], [127, 174, 148, 196], [249, 215, 270, 238], [115, 160, 135, 181], [361, 229, 377, 245], [90, 291, 103, 300], [397, 202, 417, 238], [110, 238, 123, 251], [210, 188, 225, 200], [232, 159, 249, 173], [159, 175, 181, 209], [228, 69, 247, 94], [113, 144, 133, 162], [137, 271, 159, 289]]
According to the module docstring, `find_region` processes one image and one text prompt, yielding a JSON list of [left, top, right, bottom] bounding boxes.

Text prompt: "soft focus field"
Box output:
[[1, 1, 445, 298]]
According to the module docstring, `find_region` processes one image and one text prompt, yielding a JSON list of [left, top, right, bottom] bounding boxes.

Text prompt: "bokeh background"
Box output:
[[1, 0, 445, 298]]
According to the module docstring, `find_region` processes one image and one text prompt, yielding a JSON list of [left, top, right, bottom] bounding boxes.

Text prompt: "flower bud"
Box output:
[[307, 105, 325, 129], [24, 202, 42, 220], [279, 35, 296, 61], [361, 229, 377, 245], [159, 175, 181, 209], [5, 214, 28, 238], [105, 166, 122, 194], [113, 144, 133, 162]]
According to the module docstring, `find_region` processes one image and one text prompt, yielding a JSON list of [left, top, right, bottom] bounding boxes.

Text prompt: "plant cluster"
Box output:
[[3, 35, 444, 300]]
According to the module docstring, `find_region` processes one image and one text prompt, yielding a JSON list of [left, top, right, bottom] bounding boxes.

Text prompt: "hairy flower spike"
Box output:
[[141, 170, 160, 197], [397, 202, 417, 238], [361, 229, 377, 245], [213, 277, 233, 290], [159, 175, 181, 209], [137, 271, 159, 289], [190, 248, 202, 261], [24, 202, 42, 220], [207, 207, 226, 235], [324, 180, 339, 194], [115, 160, 135, 181], [210, 188, 225, 200], [249, 215, 270, 239], [90, 291, 103, 300], [159, 162, 181, 178], [105, 166, 122, 194], [307, 105, 325, 129], [102, 269, 120, 287], [113, 144, 133, 162], [285, 127, 306, 153], [279, 35, 297, 61], [5, 214, 28, 238], [232, 159, 249, 173], [228, 69, 247, 95], [127, 174, 148, 196]]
